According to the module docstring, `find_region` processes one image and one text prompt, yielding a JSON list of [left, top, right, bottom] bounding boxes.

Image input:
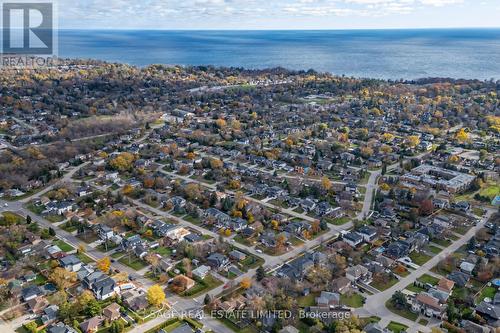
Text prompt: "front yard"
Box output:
[[409, 251, 432, 265], [417, 274, 439, 286], [119, 256, 149, 270], [54, 240, 74, 252], [387, 321, 409, 333], [340, 293, 365, 308]]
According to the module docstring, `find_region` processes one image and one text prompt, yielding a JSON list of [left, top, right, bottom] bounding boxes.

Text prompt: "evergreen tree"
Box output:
[[256, 266, 265, 281]]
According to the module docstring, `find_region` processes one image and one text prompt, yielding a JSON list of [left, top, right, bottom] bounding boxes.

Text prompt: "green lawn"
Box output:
[[119, 256, 148, 270], [431, 238, 451, 247], [325, 217, 351, 225], [409, 251, 432, 265], [111, 251, 124, 259], [405, 283, 425, 293], [479, 184, 500, 200], [385, 300, 418, 321], [1, 211, 25, 225], [77, 252, 94, 264], [54, 240, 74, 252], [154, 246, 173, 257], [476, 286, 497, 303], [182, 275, 223, 298], [96, 242, 119, 252], [371, 276, 399, 291], [297, 293, 318, 307], [417, 274, 439, 286], [452, 226, 470, 235], [428, 245, 443, 254], [45, 214, 65, 223], [183, 215, 201, 225], [418, 318, 429, 325], [340, 293, 365, 308], [34, 274, 47, 286], [27, 203, 45, 215], [387, 321, 409, 333]]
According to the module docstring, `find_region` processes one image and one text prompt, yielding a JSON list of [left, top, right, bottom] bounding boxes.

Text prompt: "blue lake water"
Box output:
[[58, 29, 500, 80]]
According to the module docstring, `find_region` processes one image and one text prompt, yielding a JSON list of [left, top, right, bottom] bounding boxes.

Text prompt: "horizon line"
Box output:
[[52, 26, 500, 31]]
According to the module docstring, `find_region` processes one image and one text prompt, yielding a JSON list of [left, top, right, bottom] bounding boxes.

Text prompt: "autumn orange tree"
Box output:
[[240, 277, 252, 289], [49, 267, 77, 290], [96, 256, 111, 273], [147, 284, 166, 307]]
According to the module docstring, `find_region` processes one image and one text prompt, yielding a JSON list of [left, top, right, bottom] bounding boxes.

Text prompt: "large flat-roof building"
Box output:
[[401, 164, 475, 193]]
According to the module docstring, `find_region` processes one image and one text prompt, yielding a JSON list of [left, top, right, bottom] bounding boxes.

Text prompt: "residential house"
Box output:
[[364, 323, 391, 333], [169, 323, 195, 333], [343, 232, 363, 248], [385, 241, 410, 259], [122, 290, 149, 312], [44, 201, 74, 215], [436, 278, 455, 295], [96, 224, 114, 240], [300, 198, 317, 212], [103, 303, 121, 321], [80, 316, 102, 333], [331, 277, 351, 295], [475, 302, 500, 327], [447, 271, 470, 288], [315, 291, 340, 308], [412, 292, 446, 318], [47, 323, 78, 333], [192, 265, 211, 280], [356, 226, 378, 243], [207, 253, 230, 270], [27, 296, 49, 314], [41, 305, 59, 325], [345, 265, 372, 284], [277, 251, 326, 281], [229, 250, 247, 261], [59, 255, 82, 272], [22, 285, 44, 301]]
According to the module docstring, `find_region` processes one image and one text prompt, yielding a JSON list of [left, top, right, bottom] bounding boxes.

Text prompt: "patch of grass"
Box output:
[[111, 251, 124, 259], [96, 242, 119, 252], [417, 274, 439, 286], [26, 203, 45, 215], [476, 286, 497, 303], [393, 267, 410, 277], [154, 246, 172, 257], [77, 232, 99, 244], [371, 276, 399, 291], [182, 274, 223, 298], [432, 238, 451, 247], [34, 274, 47, 286], [183, 215, 201, 225], [1, 211, 25, 225], [119, 256, 148, 270], [385, 300, 418, 322], [428, 245, 443, 254], [76, 252, 94, 264], [387, 321, 409, 333], [452, 226, 470, 235], [45, 214, 65, 223], [239, 254, 265, 270], [409, 251, 432, 265], [479, 184, 500, 200], [340, 293, 365, 308], [418, 319, 429, 325], [405, 283, 425, 293], [297, 293, 318, 307], [324, 217, 351, 225], [54, 240, 74, 252]]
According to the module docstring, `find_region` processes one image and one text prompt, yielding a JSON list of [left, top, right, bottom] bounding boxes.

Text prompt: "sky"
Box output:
[[59, 0, 500, 30]]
